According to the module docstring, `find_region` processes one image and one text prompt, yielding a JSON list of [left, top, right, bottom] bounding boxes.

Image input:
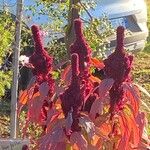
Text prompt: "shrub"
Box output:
[[18, 19, 150, 149]]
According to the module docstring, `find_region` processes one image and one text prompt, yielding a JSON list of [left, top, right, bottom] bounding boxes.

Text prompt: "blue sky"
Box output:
[[0, 0, 101, 27], [0, 0, 53, 45], [0, 0, 47, 26], [0, 0, 35, 12]]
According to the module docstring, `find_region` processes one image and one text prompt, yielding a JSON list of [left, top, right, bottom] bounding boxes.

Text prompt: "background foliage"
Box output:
[[0, 11, 14, 98], [0, 0, 149, 142], [25, 0, 113, 63]]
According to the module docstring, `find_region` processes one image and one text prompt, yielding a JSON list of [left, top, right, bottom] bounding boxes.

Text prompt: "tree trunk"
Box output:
[[10, 0, 23, 138], [65, 0, 80, 56]]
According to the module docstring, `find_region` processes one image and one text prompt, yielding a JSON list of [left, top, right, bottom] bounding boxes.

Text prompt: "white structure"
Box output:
[[0, 139, 29, 150]]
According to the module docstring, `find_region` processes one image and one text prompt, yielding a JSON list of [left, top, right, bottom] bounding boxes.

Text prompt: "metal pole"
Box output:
[[10, 0, 23, 138]]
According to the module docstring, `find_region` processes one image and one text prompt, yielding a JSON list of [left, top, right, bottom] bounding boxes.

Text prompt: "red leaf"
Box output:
[[65, 110, 73, 135], [98, 78, 114, 99], [123, 83, 140, 101], [19, 90, 28, 105], [70, 132, 88, 150], [18, 77, 36, 114], [136, 112, 146, 139], [123, 83, 140, 116], [18, 89, 30, 117], [54, 60, 69, 69], [90, 58, 105, 69], [24, 62, 35, 69], [118, 110, 140, 149], [98, 122, 112, 136], [84, 78, 113, 103], [138, 142, 150, 150], [129, 114, 140, 146], [89, 75, 101, 83], [28, 94, 44, 124], [49, 142, 66, 150], [90, 98, 103, 120], [118, 113, 130, 150], [39, 127, 66, 150], [28, 86, 36, 100], [27, 76, 36, 89], [79, 116, 95, 139], [61, 65, 71, 85], [94, 114, 110, 131], [39, 82, 50, 97], [46, 108, 60, 127], [55, 84, 65, 97]]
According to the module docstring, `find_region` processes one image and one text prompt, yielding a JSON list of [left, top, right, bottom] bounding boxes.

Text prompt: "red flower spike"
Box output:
[[31, 25, 44, 53], [27, 25, 55, 126], [74, 18, 82, 39], [70, 19, 95, 108], [116, 26, 125, 53], [29, 25, 53, 79], [104, 26, 133, 83], [22, 145, 29, 150], [70, 19, 92, 73], [104, 26, 133, 112], [71, 53, 79, 81], [60, 53, 83, 132], [29, 24, 54, 96]]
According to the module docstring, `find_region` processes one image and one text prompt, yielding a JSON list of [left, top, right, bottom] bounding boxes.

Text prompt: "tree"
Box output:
[[0, 11, 14, 97], [65, 0, 80, 52], [10, 0, 23, 138], [0, 6, 34, 98], [26, 0, 113, 63]]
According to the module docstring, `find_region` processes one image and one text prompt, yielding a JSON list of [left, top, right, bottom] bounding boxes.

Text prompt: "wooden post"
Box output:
[[10, 0, 23, 138]]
